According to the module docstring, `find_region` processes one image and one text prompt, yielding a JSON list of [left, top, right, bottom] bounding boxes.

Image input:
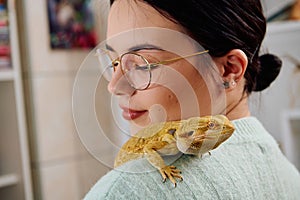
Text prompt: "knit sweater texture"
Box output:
[[84, 117, 300, 200]]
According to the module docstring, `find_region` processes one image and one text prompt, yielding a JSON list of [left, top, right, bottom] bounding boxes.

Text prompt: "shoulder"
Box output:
[[84, 146, 264, 200], [83, 154, 232, 200], [83, 159, 158, 200], [84, 117, 300, 199]]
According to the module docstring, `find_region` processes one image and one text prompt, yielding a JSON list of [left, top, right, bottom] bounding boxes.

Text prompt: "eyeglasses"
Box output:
[[96, 48, 209, 90]]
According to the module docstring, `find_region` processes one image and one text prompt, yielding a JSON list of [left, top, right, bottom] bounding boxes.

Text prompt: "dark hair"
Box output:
[[110, 0, 282, 93]]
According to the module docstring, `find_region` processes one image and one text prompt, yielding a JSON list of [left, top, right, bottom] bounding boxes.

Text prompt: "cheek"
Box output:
[[164, 92, 180, 116], [148, 63, 211, 119], [176, 63, 217, 116], [141, 87, 181, 122]]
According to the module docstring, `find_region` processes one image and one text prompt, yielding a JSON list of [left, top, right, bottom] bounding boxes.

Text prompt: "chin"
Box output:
[[129, 114, 152, 134]]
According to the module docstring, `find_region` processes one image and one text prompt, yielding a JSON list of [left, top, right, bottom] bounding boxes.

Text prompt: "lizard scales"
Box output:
[[114, 115, 235, 186]]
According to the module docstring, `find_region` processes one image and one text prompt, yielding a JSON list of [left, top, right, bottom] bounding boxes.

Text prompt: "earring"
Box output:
[[231, 80, 237, 87], [223, 80, 237, 89]]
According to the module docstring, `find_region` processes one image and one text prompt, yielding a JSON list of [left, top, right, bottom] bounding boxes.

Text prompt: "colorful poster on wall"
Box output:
[[47, 0, 97, 49]]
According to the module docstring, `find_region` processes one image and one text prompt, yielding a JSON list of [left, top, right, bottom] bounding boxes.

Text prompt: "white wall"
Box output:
[[21, 0, 113, 199], [261, 0, 295, 18], [249, 21, 300, 164]]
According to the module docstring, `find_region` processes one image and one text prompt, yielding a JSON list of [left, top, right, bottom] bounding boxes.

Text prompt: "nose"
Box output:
[[107, 65, 136, 96]]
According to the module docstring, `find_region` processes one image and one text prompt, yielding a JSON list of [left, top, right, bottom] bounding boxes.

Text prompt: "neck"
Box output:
[[225, 94, 251, 120]]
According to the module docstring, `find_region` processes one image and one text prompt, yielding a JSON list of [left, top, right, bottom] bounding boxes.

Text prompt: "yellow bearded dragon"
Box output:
[[114, 115, 235, 186]]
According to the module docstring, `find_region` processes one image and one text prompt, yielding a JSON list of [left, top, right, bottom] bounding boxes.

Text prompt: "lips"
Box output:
[[121, 107, 148, 120]]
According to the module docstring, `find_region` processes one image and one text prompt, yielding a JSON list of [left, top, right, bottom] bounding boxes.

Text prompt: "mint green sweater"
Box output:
[[84, 117, 300, 199]]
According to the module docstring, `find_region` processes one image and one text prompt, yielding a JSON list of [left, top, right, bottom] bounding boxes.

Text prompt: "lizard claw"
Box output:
[[159, 166, 182, 187]]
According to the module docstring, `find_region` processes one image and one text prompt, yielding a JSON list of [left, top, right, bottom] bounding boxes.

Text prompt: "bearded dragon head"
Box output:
[[175, 115, 235, 155]]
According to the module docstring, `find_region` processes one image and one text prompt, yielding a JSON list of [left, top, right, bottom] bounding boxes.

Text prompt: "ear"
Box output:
[[214, 49, 248, 88]]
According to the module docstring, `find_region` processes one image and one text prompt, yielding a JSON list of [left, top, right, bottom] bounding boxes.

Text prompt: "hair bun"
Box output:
[[254, 53, 282, 92]]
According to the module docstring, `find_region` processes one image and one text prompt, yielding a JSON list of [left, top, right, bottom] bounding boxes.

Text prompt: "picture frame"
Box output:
[[47, 0, 97, 49]]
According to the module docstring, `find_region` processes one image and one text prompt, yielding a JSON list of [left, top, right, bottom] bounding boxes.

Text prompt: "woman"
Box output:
[[85, 0, 300, 199]]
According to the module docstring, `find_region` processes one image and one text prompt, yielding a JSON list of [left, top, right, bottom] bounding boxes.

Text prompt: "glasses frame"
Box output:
[[100, 49, 209, 90]]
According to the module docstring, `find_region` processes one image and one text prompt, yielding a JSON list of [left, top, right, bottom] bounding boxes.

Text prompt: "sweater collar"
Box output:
[[226, 116, 275, 144]]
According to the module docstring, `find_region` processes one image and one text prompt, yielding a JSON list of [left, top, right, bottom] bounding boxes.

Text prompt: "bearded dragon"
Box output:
[[114, 115, 235, 186]]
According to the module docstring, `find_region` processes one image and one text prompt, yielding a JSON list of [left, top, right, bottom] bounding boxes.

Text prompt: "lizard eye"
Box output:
[[167, 128, 176, 135], [208, 121, 215, 129], [186, 131, 194, 137]]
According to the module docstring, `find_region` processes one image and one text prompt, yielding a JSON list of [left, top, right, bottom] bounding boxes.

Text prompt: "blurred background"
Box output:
[[0, 0, 299, 199]]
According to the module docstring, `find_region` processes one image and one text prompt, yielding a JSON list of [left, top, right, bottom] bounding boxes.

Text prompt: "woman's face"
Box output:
[[106, 0, 221, 133]]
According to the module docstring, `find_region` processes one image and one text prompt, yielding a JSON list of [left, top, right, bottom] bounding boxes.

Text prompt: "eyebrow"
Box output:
[[104, 43, 164, 53], [128, 44, 164, 52]]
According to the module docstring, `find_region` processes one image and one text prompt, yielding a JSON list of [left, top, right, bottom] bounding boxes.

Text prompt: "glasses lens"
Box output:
[[120, 53, 151, 90], [96, 48, 114, 81]]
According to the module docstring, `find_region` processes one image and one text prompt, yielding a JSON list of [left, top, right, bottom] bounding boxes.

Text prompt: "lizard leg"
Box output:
[[159, 166, 183, 187], [199, 151, 212, 159], [144, 142, 182, 187]]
